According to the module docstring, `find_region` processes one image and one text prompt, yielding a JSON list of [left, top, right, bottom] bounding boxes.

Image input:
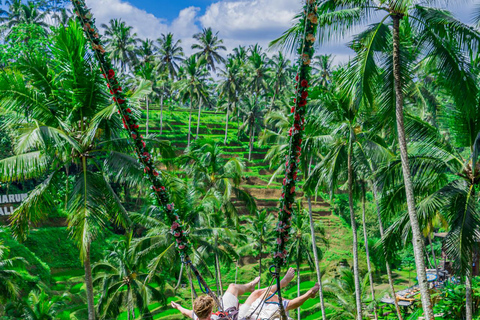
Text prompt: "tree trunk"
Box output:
[[224, 105, 230, 145], [187, 101, 193, 146], [466, 263, 473, 320], [392, 15, 434, 320], [248, 123, 255, 161], [146, 98, 149, 136], [187, 266, 198, 302], [307, 196, 327, 320], [297, 259, 301, 320], [428, 235, 439, 281], [159, 94, 164, 135], [196, 103, 202, 140], [258, 248, 262, 290], [372, 185, 404, 320], [174, 263, 184, 292], [215, 236, 224, 297], [347, 132, 362, 320], [235, 260, 238, 284], [362, 184, 378, 320], [84, 241, 96, 320]]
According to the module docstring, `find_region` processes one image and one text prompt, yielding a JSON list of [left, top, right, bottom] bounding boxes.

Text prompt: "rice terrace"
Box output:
[[0, 0, 479, 319]]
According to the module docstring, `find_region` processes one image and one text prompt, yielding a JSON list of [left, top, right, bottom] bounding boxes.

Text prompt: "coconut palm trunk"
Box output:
[[146, 97, 150, 136], [224, 104, 230, 145], [307, 197, 327, 320], [175, 263, 184, 291], [196, 102, 202, 140], [361, 184, 378, 320], [428, 235, 439, 279], [466, 262, 473, 320], [307, 155, 327, 320], [84, 241, 95, 320], [392, 15, 434, 320], [258, 243, 262, 290], [372, 185, 403, 320], [215, 235, 224, 296], [347, 131, 362, 320], [248, 122, 255, 161], [187, 100, 193, 146], [297, 259, 301, 320], [159, 94, 164, 135]]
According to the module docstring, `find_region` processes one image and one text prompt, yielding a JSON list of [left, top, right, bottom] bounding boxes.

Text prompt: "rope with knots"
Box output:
[[70, 0, 223, 311], [272, 1, 319, 319]]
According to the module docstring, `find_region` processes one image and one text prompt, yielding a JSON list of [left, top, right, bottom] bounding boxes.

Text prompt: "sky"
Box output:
[[82, 0, 477, 64]]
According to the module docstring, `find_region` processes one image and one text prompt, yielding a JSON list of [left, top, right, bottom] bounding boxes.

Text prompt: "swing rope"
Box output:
[[70, 0, 223, 311], [71, 0, 319, 318], [272, 1, 319, 319]]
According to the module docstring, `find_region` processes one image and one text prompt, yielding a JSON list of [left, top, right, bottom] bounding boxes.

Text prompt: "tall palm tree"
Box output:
[[0, 22, 134, 320], [311, 54, 333, 88], [4, 1, 48, 37], [218, 58, 243, 144], [239, 209, 275, 289], [157, 32, 184, 79], [176, 56, 211, 146], [192, 27, 226, 72], [268, 52, 292, 110], [101, 18, 139, 72], [308, 3, 479, 318], [93, 239, 165, 320], [135, 38, 158, 67], [287, 202, 327, 320], [181, 140, 256, 224], [239, 96, 266, 161]]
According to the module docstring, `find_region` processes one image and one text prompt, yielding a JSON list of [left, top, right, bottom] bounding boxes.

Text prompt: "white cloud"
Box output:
[[200, 0, 301, 43], [85, 0, 169, 40]]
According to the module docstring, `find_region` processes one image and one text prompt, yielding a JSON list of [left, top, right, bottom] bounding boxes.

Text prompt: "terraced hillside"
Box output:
[[141, 107, 331, 219]]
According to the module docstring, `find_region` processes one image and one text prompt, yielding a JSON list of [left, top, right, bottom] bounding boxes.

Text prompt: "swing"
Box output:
[[70, 1, 319, 319]]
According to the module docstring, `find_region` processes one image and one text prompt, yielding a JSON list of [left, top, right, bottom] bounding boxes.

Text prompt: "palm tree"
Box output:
[[22, 289, 66, 320], [0, 240, 25, 304], [239, 209, 275, 289], [324, 267, 370, 320], [181, 140, 256, 224], [157, 32, 184, 79], [135, 38, 158, 67], [93, 239, 165, 320], [239, 96, 266, 161], [268, 52, 292, 110], [261, 102, 332, 320], [287, 202, 327, 320], [176, 56, 211, 146], [192, 27, 226, 72], [4, 1, 48, 37], [0, 21, 134, 320], [311, 54, 333, 88], [101, 18, 139, 72], [309, 3, 479, 318], [218, 58, 243, 144]]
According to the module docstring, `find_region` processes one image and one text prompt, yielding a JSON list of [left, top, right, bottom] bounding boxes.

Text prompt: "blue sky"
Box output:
[[81, 0, 477, 63]]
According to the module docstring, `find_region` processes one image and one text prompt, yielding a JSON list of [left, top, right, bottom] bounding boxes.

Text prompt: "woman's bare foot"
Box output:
[[247, 276, 261, 292], [280, 267, 295, 288], [307, 283, 320, 298]]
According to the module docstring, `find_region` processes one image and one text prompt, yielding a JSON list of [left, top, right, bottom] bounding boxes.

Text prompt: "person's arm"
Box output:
[[171, 302, 195, 319]]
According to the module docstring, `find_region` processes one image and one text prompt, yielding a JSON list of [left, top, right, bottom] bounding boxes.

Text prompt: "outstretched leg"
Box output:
[[244, 267, 296, 306], [226, 276, 260, 298], [285, 283, 319, 311]]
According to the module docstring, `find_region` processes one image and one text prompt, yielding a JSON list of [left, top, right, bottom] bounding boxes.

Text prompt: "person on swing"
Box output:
[[171, 267, 320, 320]]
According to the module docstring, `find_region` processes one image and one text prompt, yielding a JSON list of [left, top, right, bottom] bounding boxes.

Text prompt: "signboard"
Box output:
[[0, 193, 27, 216]]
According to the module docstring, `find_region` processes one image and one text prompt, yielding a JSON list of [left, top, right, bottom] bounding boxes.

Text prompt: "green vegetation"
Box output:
[[0, 0, 479, 319]]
